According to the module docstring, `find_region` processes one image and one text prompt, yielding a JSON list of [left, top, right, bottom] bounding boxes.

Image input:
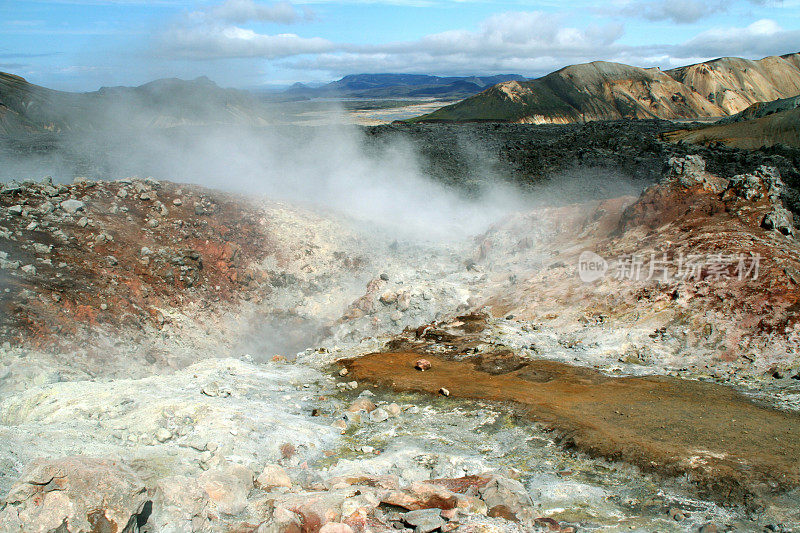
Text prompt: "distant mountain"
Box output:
[[282, 73, 528, 99], [410, 53, 800, 124], [0, 73, 274, 135]]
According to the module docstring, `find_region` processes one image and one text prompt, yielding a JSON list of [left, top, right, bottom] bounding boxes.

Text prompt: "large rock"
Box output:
[[478, 476, 535, 525], [197, 463, 253, 516], [256, 464, 292, 491], [0, 456, 150, 533], [59, 199, 85, 214], [762, 206, 794, 235], [148, 475, 212, 533]]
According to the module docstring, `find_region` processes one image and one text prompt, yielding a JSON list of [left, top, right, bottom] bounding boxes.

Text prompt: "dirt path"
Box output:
[[342, 351, 800, 508]]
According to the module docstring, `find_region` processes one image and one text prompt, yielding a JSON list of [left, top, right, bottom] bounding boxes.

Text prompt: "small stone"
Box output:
[[20, 264, 36, 276], [172, 198, 183, 206], [668, 507, 686, 521], [360, 446, 374, 454], [332, 420, 347, 433], [348, 398, 376, 413], [60, 199, 85, 214], [343, 411, 361, 424], [77, 217, 88, 228], [489, 505, 518, 521], [699, 524, 719, 533], [414, 359, 432, 371], [347, 381, 358, 390], [380, 291, 398, 305], [198, 463, 253, 515], [147, 218, 159, 228], [440, 508, 458, 521], [380, 273, 389, 281], [255, 464, 292, 490], [8, 205, 23, 216], [386, 403, 402, 417], [100, 303, 108, 310], [155, 428, 172, 442], [439, 388, 450, 397], [339, 368, 349, 376], [403, 508, 445, 533], [106, 255, 118, 266], [370, 408, 389, 423]]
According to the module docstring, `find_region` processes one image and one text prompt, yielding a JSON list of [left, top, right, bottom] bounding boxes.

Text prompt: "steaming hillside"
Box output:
[[411, 53, 800, 123], [0, 72, 273, 134]]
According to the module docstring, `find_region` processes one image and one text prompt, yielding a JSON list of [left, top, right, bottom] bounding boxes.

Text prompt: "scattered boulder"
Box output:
[[380, 291, 398, 305], [149, 475, 210, 532], [347, 398, 376, 413], [369, 408, 389, 423], [256, 464, 292, 491], [478, 476, 534, 525], [0, 456, 150, 533], [386, 403, 402, 417], [402, 508, 445, 533], [762, 207, 794, 235], [414, 359, 432, 371], [60, 199, 85, 214], [197, 463, 253, 515]]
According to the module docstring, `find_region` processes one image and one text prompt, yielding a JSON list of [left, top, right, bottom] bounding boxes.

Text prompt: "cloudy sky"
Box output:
[[1, 0, 799, 91]]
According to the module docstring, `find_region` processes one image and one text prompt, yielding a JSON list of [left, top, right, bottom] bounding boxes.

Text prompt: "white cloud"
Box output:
[[210, 0, 314, 24], [617, 0, 725, 24], [359, 12, 625, 63], [674, 19, 800, 58], [153, 4, 800, 80], [161, 24, 333, 59]]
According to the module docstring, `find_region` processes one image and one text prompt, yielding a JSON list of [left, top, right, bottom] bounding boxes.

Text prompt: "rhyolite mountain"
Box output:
[[411, 53, 800, 123], [716, 94, 800, 124], [0, 73, 274, 134], [283, 73, 527, 99], [663, 97, 800, 149]]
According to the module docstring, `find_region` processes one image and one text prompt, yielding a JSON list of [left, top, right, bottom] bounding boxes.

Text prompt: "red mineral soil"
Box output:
[[0, 177, 275, 349], [342, 349, 800, 509], [337, 156, 800, 508], [466, 155, 800, 376], [0, 177, 367, 355]]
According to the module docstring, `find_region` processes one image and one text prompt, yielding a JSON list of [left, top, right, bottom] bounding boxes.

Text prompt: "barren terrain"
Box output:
[[1, 122, 799, 532]]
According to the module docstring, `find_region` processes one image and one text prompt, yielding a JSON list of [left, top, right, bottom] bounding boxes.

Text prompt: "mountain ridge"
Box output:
[[411, 53, 800, 124], [282, 72, 527, 99], [0, 73, 273, 134]]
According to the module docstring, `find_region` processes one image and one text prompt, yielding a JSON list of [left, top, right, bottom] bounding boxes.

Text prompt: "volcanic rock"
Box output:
[[0, 456, 150, 533]]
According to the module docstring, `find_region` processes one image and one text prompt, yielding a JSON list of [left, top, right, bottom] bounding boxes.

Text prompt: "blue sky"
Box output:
[[1, 0, 799, 91]]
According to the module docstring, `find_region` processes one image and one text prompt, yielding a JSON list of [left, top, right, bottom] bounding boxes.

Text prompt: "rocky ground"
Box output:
[[1, 145, 800, 532]]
